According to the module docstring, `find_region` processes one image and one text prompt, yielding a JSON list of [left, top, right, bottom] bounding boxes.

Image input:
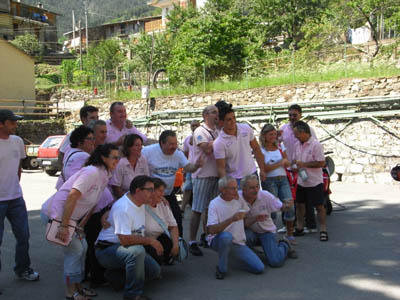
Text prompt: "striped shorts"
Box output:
[[192, 177, 219, 213]]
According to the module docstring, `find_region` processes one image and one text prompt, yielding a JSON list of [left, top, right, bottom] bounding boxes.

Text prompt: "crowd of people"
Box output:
[[0, 100, 329, 300]]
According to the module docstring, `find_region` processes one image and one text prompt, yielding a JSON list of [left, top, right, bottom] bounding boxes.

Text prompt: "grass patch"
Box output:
[[35, 77, 58, 90]]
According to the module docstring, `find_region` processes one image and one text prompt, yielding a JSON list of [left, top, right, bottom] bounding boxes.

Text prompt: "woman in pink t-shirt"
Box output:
[[259, 124, 296, 244], [56, 125, 95, 190], [111, 134, 150, 199], [144, 178, 179, 265], [41, 144, 119, 300]]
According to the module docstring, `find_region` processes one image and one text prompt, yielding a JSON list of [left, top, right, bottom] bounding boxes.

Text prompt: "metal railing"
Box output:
[[0, 98, 62, 117]]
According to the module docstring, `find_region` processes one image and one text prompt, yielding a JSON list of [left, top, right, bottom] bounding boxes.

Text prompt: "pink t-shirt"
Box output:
[[42, 166, 110, 221], [105, 119, 147, 144], [240, 190, 282, 234], [0, 135, 26, 201], [109, 156, 150, 194], [293, 136, 324, 187], [55, 148, 90, 190], [207, 195, 249, 246], [94, 186, 114, 213], [213, 123, 257, 179], [145, 202, 177, 239], [280, 123, 317, 163], [192, 124, 219, 178]]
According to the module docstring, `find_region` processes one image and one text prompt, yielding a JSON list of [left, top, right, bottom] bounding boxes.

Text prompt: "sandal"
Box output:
[[320, 231, 329, 242], [66, 291, 90, 300], [80, 288, 97, 297]]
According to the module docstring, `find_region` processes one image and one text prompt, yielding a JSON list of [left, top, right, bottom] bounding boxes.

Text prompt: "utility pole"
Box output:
[[72, 10, 76, 51], [84, 0, 89, 54], [79, 20, 82, 70]]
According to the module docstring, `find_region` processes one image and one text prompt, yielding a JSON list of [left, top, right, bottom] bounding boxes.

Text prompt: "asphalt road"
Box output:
[[1, 170, 400, 300]]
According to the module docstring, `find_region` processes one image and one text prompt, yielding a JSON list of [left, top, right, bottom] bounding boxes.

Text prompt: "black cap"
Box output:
[[0, 109, 23, 122]]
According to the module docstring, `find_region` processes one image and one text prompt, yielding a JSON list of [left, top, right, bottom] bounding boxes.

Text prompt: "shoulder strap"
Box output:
[[200, 125, 216, 140], [145, 205, 171, 238], [61, 150, 84, 182]]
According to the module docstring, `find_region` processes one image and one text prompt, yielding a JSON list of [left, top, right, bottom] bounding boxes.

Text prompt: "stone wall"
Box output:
[[60, 76, 400, 184], [17, 119, 65, 144]]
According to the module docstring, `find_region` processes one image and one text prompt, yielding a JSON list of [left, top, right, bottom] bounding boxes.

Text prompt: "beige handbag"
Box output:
[[45, 219, 77, 246]]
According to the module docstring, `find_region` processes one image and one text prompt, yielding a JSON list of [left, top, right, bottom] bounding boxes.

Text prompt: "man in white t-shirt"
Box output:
[[95, 176, 161, 300], [142, 130, 203, 237], [189, 105, 219, 256], [207, 176, 264, 279], [0, 110, 39, 285], [213, 106, 266, 186]]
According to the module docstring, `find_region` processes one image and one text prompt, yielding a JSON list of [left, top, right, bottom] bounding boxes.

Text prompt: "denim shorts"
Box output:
[[261, 176, 295, 221]]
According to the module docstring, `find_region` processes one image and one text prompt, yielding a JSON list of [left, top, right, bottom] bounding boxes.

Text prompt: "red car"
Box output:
[[36, 135, 66, 176]]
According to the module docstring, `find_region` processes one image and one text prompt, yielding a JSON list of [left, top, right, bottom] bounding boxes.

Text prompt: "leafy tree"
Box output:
[[61, 59, 76, 86], [86, 39, 125, 73], [10, 33, 44, 58], [253, 0, 330, 49]]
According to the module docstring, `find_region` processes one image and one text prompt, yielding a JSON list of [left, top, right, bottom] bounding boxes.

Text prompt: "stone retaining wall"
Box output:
[[60, 76, 400, 184]]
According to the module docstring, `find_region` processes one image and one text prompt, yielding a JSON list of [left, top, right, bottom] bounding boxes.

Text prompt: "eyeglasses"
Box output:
[[225, 186, 238, 191], [141, 187, 154, 192], [85, 137, 95, 141], [109, 155, 121, 160]]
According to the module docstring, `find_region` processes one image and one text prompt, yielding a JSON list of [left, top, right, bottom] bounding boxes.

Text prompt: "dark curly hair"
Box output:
[[70, 125, 94, 148], [85, 143, 119, 170]]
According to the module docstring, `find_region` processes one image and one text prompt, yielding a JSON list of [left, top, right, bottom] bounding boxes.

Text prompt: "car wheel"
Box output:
[[28, 157, 39, 169], [45, 169, 58, 176]]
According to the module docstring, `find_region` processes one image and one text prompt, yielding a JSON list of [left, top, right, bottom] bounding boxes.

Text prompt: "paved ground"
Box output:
[[1, 170, 400, 300]]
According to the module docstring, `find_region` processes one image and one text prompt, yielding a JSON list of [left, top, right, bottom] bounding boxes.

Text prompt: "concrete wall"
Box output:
[[0, 40, 35, 112]]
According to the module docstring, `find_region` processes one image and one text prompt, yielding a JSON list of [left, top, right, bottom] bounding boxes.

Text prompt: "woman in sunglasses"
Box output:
[[41, 144, 119, 300]]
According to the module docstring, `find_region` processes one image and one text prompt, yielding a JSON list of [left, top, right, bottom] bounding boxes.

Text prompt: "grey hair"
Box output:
[[218, 176, 236, 191], [87, 119, 106, 130], [202, 105, 217, 118], [240, 174, 259, 190]]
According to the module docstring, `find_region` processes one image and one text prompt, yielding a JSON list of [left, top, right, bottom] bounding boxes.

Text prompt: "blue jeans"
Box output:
[[210, 232, 264, 274], [0, 197, 31, 275], [262, 177, 295, 222], [40, 211, 87, 284], [95, 244, 160, 298], [245, 229, 289, 267]]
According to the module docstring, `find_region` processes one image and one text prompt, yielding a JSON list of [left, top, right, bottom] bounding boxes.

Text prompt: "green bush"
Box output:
[[73, 70, 89, 86]]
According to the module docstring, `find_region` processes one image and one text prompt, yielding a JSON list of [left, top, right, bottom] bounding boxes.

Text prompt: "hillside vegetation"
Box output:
[[23, 0, 157, 35]]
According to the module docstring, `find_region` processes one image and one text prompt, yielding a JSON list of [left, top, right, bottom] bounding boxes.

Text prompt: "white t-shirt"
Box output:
[[192, 124, 219, 178], [145, 203, 177, 239], [261, 144, 287, 177], [0, 135, 26, 201], [97, 194, 146, 244], [142, 144, 188, 195], [207, 195, 249, 246]]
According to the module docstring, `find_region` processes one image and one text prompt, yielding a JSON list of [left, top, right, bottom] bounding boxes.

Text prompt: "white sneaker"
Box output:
[[16, 268, 39, 281], [303, 227, 310, 234], [277, 226, 287, 233]]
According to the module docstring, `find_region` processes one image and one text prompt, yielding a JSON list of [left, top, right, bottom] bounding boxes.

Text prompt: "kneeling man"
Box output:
[[240, 175, 298, 268], [207, 176, 264, 279], [95, 176, 162, 300]]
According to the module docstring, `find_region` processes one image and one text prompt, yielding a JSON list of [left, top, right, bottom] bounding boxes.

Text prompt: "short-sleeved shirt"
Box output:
[[55, 148, 90, 190], [145, 203, 177, 239], [41, 166, 110, 220], [183, 135, 195, 163], [192, 124, 219, 178], [261, 144, 287, 177], [105, 119, 147, 145], [96, 194, 145, 244], [280, 123, 317, 163], [207, 195, 249, 246], [240, 190, 282, 234], [110, 157, 150, 194], [142, 144, 188, 195], [293, 136, 324, 187], [94, 187, 114, 213], [59, 132, 71, 155], [0, 135, 26, 201], [213, 123, 257, 179]]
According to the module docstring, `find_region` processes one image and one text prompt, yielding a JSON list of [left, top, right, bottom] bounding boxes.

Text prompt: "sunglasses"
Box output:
[[141, 187, 155, 192], [109, 155, 121, 160], [289, 113, 299, 117]]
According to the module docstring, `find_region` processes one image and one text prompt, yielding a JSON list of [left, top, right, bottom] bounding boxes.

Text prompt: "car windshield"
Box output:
[[41, 136, 65, 149]]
